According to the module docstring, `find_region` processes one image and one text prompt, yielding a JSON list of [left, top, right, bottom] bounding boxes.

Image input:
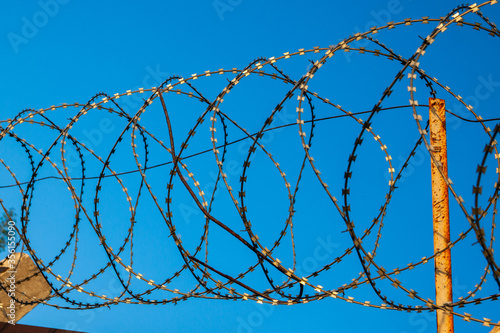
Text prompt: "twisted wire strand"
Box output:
[[0, 1, 499, 328]]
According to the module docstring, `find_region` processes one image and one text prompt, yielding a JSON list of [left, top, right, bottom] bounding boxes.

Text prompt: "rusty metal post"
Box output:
[[429, 98, 454, 333]]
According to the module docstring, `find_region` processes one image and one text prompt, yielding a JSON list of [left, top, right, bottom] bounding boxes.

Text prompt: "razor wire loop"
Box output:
[[0, 1, 499, 328]]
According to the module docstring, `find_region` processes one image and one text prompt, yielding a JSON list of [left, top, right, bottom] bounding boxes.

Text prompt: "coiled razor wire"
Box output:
[[0, 1, 499, 329]]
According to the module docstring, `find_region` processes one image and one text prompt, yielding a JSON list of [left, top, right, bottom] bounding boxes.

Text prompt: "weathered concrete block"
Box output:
[[0, 253, 52, 323]]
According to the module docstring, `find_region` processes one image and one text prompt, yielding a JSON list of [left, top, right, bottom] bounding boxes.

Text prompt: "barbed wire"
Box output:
[[0, 1, 499, 329]]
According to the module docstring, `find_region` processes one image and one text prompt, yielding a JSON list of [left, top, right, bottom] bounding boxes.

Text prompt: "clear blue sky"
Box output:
[[0, 1, 499, 332]]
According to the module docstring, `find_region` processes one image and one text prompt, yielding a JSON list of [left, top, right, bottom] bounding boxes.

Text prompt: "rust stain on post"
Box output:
[[429, 98, 454, 333]]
